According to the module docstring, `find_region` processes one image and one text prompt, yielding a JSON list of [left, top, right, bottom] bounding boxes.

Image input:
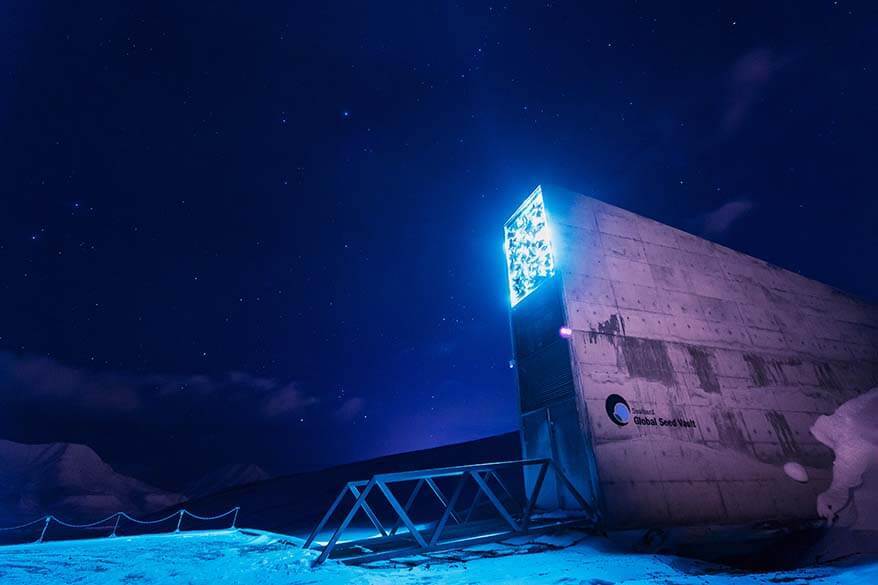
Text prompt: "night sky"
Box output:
[[1, 2, 876, 490]]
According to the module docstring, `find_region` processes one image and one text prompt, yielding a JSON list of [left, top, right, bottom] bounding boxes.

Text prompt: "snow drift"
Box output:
[[810, 387, 878, 530]]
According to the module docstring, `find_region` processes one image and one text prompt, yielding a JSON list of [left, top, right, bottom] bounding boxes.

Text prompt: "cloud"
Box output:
[[722, 48, 787, 134], [262, 383, 318, 417], [0, 352, 142, 412], [701, 199, 754, 236], [0, 351, 317, 420], [0, 351, 327, 487], [334, 397, 366, 422]]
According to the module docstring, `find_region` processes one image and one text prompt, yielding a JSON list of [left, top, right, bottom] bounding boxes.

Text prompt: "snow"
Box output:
[[0, 528, 875, 584], [811, 387, 878, 530]]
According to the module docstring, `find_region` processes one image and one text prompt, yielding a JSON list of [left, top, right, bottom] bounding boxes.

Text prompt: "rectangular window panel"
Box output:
[[504, 186, 556, 307]]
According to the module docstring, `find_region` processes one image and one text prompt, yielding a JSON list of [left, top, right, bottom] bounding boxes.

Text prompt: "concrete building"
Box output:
[[504, 185, 878, 529]]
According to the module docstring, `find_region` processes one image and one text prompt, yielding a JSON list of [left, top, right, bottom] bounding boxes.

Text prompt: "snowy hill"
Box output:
[[0, 527, 875, 584], [0, 439, 183, 525], [184, 464, 271, 500]]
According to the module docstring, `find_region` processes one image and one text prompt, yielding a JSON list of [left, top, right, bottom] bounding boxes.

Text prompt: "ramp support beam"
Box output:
[[305, 458, 595, 566]]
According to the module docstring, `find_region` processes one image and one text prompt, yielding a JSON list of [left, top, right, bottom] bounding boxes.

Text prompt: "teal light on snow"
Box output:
[[503, 186, 556, 307]]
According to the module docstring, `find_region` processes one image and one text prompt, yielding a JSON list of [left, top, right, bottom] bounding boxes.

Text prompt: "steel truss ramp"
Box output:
[[304, 458, 596, 566]]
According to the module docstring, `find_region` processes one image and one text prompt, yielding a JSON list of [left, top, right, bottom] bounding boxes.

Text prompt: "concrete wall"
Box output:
[[528, 186, 878, 528]]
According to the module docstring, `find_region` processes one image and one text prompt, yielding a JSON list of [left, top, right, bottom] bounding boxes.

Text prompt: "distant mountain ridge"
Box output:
[[0, 433, 520, 531], [184, 463, 271, 500], [0, 438, 183, 525]]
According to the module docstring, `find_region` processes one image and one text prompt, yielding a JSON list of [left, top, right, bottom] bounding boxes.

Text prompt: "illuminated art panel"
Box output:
[[504, 186, 556, 307]]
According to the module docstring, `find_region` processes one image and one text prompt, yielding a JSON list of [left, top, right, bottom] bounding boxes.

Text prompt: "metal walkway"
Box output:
[[304, 458, 596, 565]]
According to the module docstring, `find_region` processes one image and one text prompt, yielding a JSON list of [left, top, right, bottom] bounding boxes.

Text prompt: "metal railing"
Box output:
[[0, 507, 240, 545], [304, 458, 595, 565]]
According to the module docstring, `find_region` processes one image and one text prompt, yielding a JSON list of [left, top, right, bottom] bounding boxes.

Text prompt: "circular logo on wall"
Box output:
[[605, 394, 631, 426]]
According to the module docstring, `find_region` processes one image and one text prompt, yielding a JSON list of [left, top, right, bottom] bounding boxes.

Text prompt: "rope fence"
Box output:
[[0, 507, 240, 546]]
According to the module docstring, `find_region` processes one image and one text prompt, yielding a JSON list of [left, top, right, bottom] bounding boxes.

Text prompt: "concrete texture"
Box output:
[[507, 185, 878, 529]]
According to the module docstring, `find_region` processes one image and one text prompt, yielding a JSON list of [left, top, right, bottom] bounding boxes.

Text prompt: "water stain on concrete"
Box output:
[[765, 410, 800, 457], [587, 314, 625, 343], [687, 346, 720, 394], [742, 354, 789, 387], [713, 410, 750, 452], [814, 362, 842, 391], [743, 354, 770, 386], [620, 336, 675, 385]]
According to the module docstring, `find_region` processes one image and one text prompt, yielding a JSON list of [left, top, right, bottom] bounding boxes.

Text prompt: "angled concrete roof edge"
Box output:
[[520, 183, 878, 309]]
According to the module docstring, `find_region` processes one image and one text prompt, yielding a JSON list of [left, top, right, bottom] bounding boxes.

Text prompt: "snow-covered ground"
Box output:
[[0, 528, 875, 584], [812, 387, 878, 530]]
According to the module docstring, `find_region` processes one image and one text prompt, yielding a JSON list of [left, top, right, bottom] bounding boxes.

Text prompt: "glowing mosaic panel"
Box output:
[[504, 186, 555, 307]]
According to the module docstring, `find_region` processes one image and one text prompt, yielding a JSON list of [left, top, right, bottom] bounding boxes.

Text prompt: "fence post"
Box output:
[[38, 516, 51, 543], [231, 507, 239, 529], [110, 513, 121, 538], [175, 510, 184, 533]]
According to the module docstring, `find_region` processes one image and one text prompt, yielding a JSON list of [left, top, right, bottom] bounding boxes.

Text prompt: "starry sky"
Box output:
[[1, 1, 876, 490]]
